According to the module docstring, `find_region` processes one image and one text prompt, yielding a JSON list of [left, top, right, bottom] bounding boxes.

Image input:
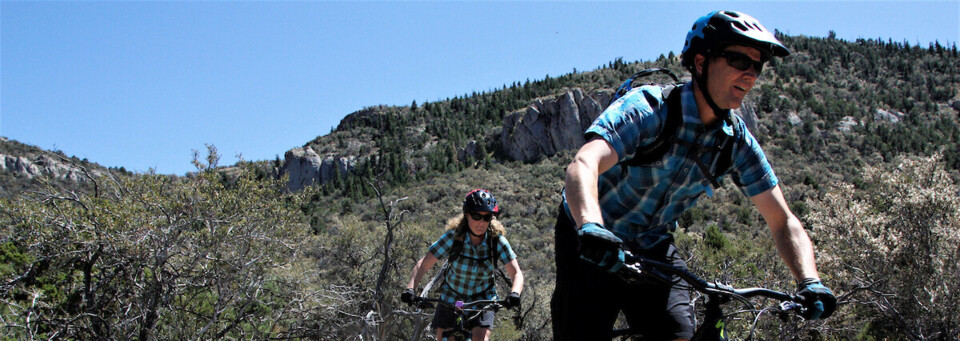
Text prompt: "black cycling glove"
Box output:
[[504, 292, 521, 309], [400, 288, 416, 306]]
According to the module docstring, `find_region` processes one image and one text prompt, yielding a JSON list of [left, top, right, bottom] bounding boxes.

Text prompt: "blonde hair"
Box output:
[[444, 213, 506, 242]]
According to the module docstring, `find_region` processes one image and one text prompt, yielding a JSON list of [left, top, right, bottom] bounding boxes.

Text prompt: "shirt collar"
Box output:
[[681, 82, 737, 137]]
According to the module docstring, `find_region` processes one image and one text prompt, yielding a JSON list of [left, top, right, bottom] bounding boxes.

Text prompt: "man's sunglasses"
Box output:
[[718, 50, 765, 73], [468, 213, 494, 222]]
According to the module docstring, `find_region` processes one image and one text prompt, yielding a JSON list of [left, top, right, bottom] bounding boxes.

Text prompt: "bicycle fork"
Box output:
[[693, 296, 728, 341]]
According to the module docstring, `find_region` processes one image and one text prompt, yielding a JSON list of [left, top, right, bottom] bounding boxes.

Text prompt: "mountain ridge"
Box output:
[[3, 34, 959, 197]]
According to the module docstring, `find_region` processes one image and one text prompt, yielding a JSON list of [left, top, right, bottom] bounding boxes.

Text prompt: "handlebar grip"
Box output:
[[411, 297, 434, 309]]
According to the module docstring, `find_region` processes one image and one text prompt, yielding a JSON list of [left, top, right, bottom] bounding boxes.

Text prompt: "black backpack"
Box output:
[[605, 68, 743, 188]]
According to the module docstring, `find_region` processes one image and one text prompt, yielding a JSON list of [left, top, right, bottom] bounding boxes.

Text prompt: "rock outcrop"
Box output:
[[875, 108, 905, 123], [737, 96, 760, 132], [500, 88, 767, 162], [457, 140, 480, 163], [0, 154, 104, 182], [501, 88, 613, 162], [837, 116, 860, 132], [282, 146, 356, 192], [0, 137, 106, 182]]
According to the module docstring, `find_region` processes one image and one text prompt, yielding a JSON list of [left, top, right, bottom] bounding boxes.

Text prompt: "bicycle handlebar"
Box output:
[[619, 251, 804, 310], [411, 297, 506, 311]]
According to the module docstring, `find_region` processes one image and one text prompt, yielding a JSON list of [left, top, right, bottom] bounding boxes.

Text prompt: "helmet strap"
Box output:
[[468, 229, 486, 238], [693, 58, 732, 121]]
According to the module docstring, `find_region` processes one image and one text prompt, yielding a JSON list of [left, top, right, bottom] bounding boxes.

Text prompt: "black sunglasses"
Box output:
[[718, 50, 765, 73], [469, 213, 494, 222]]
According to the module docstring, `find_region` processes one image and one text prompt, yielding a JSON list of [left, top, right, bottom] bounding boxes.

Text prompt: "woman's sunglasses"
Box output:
[[468, 213, 494, 222], [718, 50, 765, 73]]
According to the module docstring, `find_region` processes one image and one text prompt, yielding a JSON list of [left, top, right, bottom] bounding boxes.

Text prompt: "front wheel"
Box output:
[[440, 328, 469, 341]]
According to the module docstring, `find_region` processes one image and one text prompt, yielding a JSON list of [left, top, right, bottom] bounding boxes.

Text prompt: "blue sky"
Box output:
[[2, 1, 958, 175]]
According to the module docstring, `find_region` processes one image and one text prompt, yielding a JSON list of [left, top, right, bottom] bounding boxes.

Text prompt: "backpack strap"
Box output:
[[420, 262, 445, 297], [488, 233, 513, 288], [448, 233, 466, 263], [712, 114, 742, 182], [620, 86, 683, 167], [616, 85, 743, 189], [421, 232, 467, 297], [670, 114, 742, 188], [611, 68, 681, 105]]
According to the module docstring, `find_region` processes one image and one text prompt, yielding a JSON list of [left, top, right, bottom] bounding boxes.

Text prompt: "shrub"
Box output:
[[0, 156, 317, 340], [807, 153, 960, 339]]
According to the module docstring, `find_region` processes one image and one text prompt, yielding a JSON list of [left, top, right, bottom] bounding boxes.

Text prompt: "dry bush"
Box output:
[[0, 152, 319, 340], [807, 153, 960, 340]]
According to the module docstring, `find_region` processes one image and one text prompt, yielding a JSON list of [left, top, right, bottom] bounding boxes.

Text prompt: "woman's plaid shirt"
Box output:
[[428, 229, 516, 303]]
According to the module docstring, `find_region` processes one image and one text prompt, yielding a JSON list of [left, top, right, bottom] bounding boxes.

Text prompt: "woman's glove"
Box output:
[[400, 288, 416, 306], [504, 292, 521, 309]]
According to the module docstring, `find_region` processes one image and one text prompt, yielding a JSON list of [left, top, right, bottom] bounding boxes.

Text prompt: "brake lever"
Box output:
[[775, 301, 803, 321], [780, 301, 802, 312], [615, 262, 646, 286], [414, 300, 435, 310], [617, 252, 672, 287]]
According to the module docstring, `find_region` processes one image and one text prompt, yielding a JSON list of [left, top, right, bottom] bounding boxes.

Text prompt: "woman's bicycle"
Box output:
[[411, 296, 506, 341], [610, 251, 809, 340]]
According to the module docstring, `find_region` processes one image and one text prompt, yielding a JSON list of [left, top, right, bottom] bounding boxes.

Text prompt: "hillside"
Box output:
[[287, 35, 960, 198], [291, 34, 960, 247], [0, 137, 126, 199], [1, 34, 959, 340]]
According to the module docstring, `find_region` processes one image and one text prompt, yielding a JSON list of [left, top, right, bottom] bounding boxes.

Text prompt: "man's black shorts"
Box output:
[[550, 204, 695, 340]]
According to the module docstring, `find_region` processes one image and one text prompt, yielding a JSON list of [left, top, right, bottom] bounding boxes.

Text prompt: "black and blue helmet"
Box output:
[[681, 10, 790, 69]]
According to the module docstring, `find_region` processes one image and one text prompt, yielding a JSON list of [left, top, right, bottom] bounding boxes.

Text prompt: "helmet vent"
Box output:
[[732, 21, 748, 32]]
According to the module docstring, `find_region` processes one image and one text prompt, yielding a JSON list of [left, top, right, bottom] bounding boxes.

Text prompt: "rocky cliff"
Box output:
[[0, 154, 94, 182], [0, 137, 106, 183], [282, 146, 357, 192], [278, 87, 770, 191], [501, 88, 613, 162], [500, 88, 769, 163]]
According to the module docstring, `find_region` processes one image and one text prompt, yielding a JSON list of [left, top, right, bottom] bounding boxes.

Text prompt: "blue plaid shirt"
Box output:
[[428, 229, 517, 303], [563, 82, 778, 249]]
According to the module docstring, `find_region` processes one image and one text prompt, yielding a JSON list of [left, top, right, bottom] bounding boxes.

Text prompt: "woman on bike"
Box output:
[[401, 189, 524, 341]]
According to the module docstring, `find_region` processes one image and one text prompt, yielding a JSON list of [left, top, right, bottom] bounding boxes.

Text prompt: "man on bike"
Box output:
[[551, 10, 837, 340], [402, 189, 524, 341]]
